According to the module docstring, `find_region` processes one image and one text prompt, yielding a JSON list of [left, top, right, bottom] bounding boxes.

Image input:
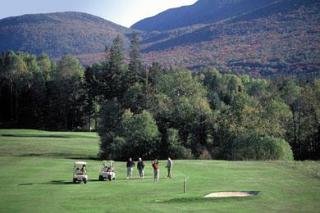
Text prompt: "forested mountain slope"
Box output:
[[132, 0, 279, 31], [0, 1, 319, 76], [0, 12, 132, 58], [139, 0, 320, 76]]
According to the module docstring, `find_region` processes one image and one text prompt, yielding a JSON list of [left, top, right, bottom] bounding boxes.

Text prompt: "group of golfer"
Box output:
[[126, 157, 173, 182]]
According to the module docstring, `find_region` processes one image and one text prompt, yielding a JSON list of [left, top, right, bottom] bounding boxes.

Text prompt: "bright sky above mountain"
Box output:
[[0, 0, 197, 27]]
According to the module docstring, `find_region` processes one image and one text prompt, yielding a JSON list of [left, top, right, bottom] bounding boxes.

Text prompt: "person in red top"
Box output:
[[152, 159, 159, 182]]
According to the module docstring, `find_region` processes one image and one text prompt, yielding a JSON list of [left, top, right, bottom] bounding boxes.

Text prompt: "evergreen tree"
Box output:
[[102, 35, 127, 100], [128, 32, 143, 85]]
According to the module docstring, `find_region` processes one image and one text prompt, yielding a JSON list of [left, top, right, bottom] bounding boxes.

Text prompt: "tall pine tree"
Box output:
[[102, 35, 127, 100], [128, 32, 143, 85]]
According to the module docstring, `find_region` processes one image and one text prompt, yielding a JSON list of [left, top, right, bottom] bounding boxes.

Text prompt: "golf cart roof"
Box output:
[[74, 161, 87, 165]]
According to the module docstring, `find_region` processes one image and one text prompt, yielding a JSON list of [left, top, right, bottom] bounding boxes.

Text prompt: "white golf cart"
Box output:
[[99, 161, 116, 181], [73, 161, 88, 184]]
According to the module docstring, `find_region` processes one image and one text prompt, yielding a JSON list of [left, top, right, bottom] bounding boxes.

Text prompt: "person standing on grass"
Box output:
[[81, 164, 86, 175], [137, 158, 145, 178], [152, 159, 159, 182], [166, 157, 173, 178], [126, 157, 135, 179]]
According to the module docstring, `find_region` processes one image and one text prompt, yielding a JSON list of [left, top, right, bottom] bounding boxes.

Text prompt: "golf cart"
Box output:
[[73, 161, 88, 184], [99, 161, 116, 181]]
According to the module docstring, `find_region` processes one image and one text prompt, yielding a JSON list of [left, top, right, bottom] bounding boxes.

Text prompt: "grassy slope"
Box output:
[[0, 129, 319, 213]]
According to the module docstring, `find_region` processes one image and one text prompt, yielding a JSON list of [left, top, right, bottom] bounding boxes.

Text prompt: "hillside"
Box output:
[[0, 1, 319, 76], [132, 0, 278, 32], [139, 0, 320, 76], [0, 12, 132, 58]]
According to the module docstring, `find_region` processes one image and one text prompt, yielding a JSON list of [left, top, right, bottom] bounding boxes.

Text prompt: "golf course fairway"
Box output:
[[0, 129, 319, 212]]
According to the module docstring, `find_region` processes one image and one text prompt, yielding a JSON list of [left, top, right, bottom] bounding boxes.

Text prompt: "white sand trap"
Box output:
[[204, 192, 254, 198]]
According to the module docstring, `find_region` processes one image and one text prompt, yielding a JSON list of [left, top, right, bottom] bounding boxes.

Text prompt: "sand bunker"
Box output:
[[204, 191, 255, 198]]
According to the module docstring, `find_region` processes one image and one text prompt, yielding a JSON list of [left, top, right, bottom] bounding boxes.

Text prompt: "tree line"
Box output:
[[0, 35, 319, 160]]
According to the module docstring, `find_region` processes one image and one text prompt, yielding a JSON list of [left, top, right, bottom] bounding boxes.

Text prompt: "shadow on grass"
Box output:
[[48, 180, 75, 185], [83, 177, 154, 182], [18, 183, 34, 186], [18, 181, 74, 186], [115, 177, 153, 181], [19, 179, 105, 186], [46, 179, 116, 184], [43, 177, 163, 185], [1, 134, 96, 139], [18, 153, 99, 161], [161, 191, 260, 203], [68, 156, 99, 161], [88, 179, 103, 182], [2, 134, 70, 138]]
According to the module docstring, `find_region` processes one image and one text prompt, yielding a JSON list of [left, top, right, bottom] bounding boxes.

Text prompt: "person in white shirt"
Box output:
[[166, 157, 173, 178]]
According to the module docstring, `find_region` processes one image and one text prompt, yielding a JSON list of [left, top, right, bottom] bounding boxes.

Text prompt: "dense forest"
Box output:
[[0, 35, 319, 160]]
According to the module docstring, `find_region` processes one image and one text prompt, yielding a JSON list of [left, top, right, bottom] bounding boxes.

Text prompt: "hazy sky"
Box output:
[[0, 0, 197, 27]]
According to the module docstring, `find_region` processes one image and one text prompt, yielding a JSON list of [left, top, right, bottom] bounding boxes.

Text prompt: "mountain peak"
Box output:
[[1, 11, 121, 27]]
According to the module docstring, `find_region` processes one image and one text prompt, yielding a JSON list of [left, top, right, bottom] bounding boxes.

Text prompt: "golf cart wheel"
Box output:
[[99, 175, 104, 181], [108, 175, 112, 181], [83, 178, 87, 184], [73, 178, 77, 183]]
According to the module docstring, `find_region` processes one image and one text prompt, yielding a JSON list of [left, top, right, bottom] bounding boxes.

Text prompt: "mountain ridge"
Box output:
[[138, 0, 320, 76], [131, 0, 279, 31], [0, 11, 132, 58], [0, 1, 320, 76]]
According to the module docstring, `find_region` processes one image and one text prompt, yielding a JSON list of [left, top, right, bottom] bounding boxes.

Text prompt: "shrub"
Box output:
[[229, 132, 293, 160], [109, 136, 126, 160], [198, 148, 212, 160], [168, 145, 193, 159]]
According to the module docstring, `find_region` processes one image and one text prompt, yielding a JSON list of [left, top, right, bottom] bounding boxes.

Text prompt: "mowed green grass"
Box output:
[[0, 129, 319, 213]]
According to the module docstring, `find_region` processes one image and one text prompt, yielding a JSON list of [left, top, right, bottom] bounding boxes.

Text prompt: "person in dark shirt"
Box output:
[[137, 158, 145, 178], [126, 157, 135, 179]]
